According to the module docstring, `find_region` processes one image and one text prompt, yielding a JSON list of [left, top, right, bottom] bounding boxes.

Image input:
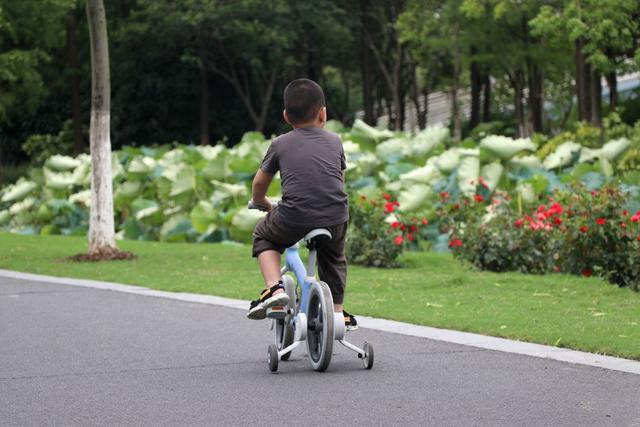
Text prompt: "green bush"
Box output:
[[21, 120, 82, 165]]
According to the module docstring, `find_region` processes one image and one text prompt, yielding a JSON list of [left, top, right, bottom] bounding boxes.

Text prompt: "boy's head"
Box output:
[[283, 79, 326, 126]]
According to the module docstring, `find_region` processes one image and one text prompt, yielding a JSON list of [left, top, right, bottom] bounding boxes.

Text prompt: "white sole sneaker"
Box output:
[[247, 293, 290, 320]]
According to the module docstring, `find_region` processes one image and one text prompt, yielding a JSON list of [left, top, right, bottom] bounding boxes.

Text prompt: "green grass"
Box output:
[[1, 231, 639, 360]]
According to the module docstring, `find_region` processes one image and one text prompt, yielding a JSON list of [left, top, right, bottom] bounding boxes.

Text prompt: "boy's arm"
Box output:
[[252, 169, 274, 211]]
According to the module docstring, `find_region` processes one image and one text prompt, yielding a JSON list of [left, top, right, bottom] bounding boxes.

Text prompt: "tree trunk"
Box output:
[[511, 71, 526, 137], [358, 0, 375, 125], [67, 11, 83, 155], [482, 74, 491, 122], [452, 33, 461, 142], [606, 71, 617, 110], [410, 65, 425, 129], [199, 66, 209, 145], [590, 69, 602, 127], [575, 38, 594, 122], [86, 0, 116, 254], [470, 59, 481, 129], [528, 63, 543, 133]]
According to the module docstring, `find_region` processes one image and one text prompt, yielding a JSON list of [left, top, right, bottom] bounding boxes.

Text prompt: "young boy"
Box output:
[[247, 78, 357, 330]]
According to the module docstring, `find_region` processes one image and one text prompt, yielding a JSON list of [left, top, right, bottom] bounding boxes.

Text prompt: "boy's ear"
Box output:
[[319, 106, 327, 124], [283, 109, 292, 125]]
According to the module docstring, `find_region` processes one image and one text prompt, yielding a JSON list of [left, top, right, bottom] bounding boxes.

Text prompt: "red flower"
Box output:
[[400, 223, 406, 231], [393, 200, 400, 207], [411, 217, 417, 222], [632, 212, 640, 223], [623, 210, 629, 216], [390, 221, 399, 229], [553, 265, 560, 273], [514, 218, 524, 228], [440, 191, 450, 199], [596, 217, 606, 225], [580, 226, 589, 233], [393, 235, 403, 245], [384, 202, 395, 213], [546, 202, 563, 216], [582, 269, 592, 278], [407, 233, 414, 241], [554, 217, 562, 225], [383, 193, 391, 201], [479, 176, 489, 189], [637, 235, 640, 241], [448, 239, 462, 248], [453, 203, 461, 210], [421, 217, 428, 225], [474, 194, 484, 203], [620, 222, 627, 229], [537, 205, 546, 213], [409, 224, 417, 232]]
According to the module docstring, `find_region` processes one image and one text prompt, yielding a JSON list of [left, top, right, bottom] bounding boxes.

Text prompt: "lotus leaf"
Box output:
[[481, 162, 504, 192], [190, 201, 217, 233], [9, 197, 35, 215], [1, 180, 37, 202], [543, 141, 582, 170], [46, 155, 81, 171], [398, 184, 431, 212], [480, 135, 536, 160]]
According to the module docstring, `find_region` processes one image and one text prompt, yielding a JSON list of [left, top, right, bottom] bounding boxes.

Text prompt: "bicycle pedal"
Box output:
[[266, 306, 287, 319]]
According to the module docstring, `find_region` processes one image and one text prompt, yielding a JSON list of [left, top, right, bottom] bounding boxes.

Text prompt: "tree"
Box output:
[[531, 0, 640, 126], [0, 0, 73, 124], [86, 0, 117, 256]]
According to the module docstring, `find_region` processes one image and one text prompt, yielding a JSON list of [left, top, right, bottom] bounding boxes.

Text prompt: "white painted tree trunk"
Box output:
[[86, 0, 116, 254]]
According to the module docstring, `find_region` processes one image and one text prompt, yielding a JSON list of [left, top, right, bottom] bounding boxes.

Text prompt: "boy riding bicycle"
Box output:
[[247, 78, 357, 330]]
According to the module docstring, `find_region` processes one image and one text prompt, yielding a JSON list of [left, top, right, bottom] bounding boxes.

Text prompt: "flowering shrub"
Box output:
[[552, 187, 640, 289], [346, 193, 426, 268], [442, 183, 640, 290], [441, 187, 556, 274]]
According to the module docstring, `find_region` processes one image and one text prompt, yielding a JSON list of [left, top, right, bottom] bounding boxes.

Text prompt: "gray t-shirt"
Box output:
[[260, 127, 349, 228]]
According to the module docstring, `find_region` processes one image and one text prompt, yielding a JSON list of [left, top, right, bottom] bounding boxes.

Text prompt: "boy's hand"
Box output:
[[253, 196, 273, 212]]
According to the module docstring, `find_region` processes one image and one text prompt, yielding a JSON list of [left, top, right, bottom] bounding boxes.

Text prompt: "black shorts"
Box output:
[[252, 207, 348, 304]]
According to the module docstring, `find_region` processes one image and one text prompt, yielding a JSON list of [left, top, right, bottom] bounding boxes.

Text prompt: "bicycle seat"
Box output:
[[303, 228, 332, 248]]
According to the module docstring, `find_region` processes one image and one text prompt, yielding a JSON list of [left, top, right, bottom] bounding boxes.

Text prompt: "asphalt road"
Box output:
[[1, 277, 639, 427]]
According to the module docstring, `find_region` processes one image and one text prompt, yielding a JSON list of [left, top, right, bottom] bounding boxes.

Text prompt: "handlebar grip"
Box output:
[[248, 200, 278, 211]]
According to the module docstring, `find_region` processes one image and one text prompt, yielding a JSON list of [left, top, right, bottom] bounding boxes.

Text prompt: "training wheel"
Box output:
[[362, 342, 374, 370], [268, 344, 279, 373]]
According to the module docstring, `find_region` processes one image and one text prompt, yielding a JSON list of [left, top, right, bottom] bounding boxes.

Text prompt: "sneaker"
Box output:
[[247, 282, 290, 320], [343, 310, 358, 331]]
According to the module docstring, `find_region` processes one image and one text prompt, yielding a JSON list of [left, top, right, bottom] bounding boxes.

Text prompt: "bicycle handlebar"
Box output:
[[248, 200, 278, 212]]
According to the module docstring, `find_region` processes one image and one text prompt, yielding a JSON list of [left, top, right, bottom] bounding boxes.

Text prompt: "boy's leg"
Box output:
[[316, 221, 348, 313], [257, 250, 284, 294]]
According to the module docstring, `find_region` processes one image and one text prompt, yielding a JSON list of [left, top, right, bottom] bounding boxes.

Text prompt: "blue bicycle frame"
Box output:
[[281, 245, 315, 314]]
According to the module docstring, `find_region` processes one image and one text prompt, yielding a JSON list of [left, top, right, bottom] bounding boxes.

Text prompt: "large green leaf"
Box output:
[[46, 155, 81, 171], [457, 154, 480, 196], [169, 166, 196, 197], [398, 184, 432, 212], [190, 201, 217, 234], [1, 180, 37, 202], [160, 214, 193, 242], [229, 208, 265, 243], [479, 135, 536, 160]]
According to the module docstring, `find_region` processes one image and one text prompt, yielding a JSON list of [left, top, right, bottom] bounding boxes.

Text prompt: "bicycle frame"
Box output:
[[280, 244, 316, 314]]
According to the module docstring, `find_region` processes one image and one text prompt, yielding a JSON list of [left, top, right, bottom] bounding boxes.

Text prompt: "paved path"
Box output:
[[1, 276, 639, 426]]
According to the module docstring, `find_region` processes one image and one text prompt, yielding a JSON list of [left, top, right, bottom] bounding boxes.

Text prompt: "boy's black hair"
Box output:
[[283, 79, 325, 124]]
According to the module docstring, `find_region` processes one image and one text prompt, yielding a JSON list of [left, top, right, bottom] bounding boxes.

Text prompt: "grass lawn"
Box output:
[[1, 231, 639, 360]]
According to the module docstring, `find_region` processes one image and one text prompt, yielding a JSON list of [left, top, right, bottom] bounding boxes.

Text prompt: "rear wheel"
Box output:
[[306, 281, 334, 372], [275, 275, 296, 361]]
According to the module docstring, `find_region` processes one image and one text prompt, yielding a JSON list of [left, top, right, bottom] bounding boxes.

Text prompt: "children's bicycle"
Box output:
[[249, 201, 374, 373]]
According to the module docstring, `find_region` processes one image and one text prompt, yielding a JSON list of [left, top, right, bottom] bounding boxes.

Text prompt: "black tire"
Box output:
[[268, 344, 279, 373], [306, 281, 334, 372], [363, 342, 374, 370], [276, 275, 296, 361]]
